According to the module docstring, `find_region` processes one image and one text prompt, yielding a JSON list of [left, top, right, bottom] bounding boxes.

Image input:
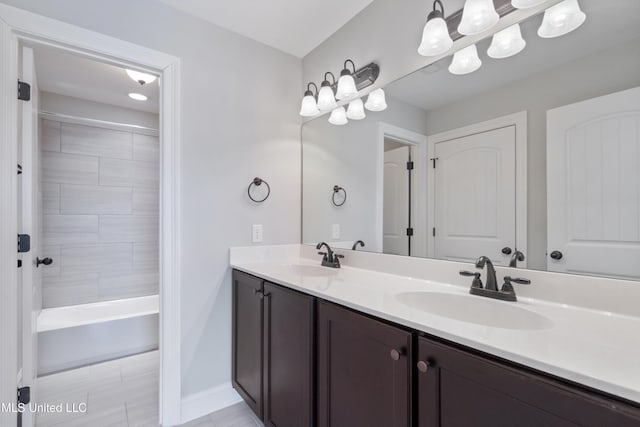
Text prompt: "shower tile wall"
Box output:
[[40, 119, 159, 308]]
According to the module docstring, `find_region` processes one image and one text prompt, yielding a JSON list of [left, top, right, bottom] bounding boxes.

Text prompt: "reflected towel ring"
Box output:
[[332, 185, 347, 207], [248, 177, 270, 203]]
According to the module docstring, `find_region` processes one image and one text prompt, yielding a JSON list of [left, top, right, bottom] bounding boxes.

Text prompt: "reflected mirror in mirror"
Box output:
[[302, 0, 640, 281]]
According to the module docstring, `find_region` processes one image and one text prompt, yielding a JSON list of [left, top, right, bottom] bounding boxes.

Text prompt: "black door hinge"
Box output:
[[432, 227, 436, 237], [430, 157, 439, 168], [17, 387, 30, 405], [17, 234, 30, 253], [406, 228, 414, 237], [406, 161, 414, 170], [17, 164, 23, 175], [18, 80, 31, 101], [18, 259, 22, 268]]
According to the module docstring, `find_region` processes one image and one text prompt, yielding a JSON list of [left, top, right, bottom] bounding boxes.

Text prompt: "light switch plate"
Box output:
[[252, 224, 263, 243], [332, 224, 340, 239]]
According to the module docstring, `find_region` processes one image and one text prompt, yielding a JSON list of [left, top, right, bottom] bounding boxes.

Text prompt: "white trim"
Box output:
[[376, 122, 428, 257], [426, 111, 528, 266], [0, 4, 182, 425], [39, 111, 159, 136], [180, 383, 242, 424]]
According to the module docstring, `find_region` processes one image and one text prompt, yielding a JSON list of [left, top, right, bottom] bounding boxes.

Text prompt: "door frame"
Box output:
[[377, 122, 428, 257], [426, 111, 528, 265], [0, 4, 182, 426]]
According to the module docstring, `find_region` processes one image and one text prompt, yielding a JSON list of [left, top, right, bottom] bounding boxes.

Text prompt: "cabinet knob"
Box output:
[[254, 288, 264, 299], [417, 361, 430, 373], [390, 349, 404, 361]]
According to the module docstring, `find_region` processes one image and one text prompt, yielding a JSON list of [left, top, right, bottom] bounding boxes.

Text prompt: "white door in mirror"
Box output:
[[434, 126, 516, 265], [547, 87, 640, 280], [383, 146, 411, 256]]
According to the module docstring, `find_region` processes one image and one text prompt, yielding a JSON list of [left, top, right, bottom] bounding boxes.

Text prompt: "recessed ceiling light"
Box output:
[[129, 93, 148, 101], [126, 69, 157, 85]]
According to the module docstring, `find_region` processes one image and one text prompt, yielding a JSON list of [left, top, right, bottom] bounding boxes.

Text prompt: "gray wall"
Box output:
[[1, 0, 302, 398], [40, 118, 159, 308], [424, 37, 640, 270]]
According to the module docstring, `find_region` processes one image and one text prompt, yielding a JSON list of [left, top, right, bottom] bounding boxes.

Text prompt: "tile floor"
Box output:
[[35, 351, 261, 427]]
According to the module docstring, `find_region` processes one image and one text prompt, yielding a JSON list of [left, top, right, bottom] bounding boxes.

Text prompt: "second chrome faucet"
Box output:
[[316, 242, 344, 268]]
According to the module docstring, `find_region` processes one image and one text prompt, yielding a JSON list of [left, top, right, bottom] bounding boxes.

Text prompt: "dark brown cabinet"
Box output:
[[417, 336, 640, 427], [232, 270, 315, 426], [317, 300, 413, 427]]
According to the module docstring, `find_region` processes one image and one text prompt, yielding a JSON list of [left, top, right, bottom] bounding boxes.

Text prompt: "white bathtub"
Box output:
[[37, 295, 159, 375]]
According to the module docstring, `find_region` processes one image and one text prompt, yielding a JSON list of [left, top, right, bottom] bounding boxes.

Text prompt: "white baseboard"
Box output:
[[180, 382, 242, 424]]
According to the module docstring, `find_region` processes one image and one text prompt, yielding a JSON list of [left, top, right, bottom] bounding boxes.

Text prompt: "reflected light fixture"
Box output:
[[511, 0, 546, 8], [346, 98, 366, 120], [448, 44, 482, 75], [336, 60, 359, 100], [457, 0, 499, 36], [128, 93, 148, 101], [487, 23, 526, 59], [365, 89, 387, 112], [299, 83, 320, 117], [418, 0, 454, 57], [317, 72, 338, 111], [126, 69, 157, 85], [538, 0, 586, 38], [328, 107, 348, 126]]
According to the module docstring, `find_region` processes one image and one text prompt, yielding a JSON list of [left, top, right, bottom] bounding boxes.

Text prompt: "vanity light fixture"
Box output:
[[128, 93, 148, 101], [328, 106, 348, 126], [418, 0, 454, 57], [538, 0, 586, 38], [487, 23, 526, 59], [364, 89, 387, 112], [346, 98, 366, 120], [448, 44, 482, 75], [125, 69, 157, 85], [457, 0, 500, 36], [317, 72, 338, 111], [299, 83, 320, 117], [336, 60, 359, 100], [511, 0, 546, 8]]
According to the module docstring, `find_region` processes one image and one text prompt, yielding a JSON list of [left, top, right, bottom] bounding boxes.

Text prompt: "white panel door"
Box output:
[[547, 87, 640, 279], [383, 146, 410, 256], [434, 126, 516, 264]]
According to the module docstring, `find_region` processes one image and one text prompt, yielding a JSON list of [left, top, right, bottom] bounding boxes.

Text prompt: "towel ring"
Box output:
[[332, 185, 347, 207], [248, 177, 270, 203]]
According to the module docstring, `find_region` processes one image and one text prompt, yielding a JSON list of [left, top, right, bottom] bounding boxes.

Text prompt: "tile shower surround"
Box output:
[[40, 119, 159, 308]]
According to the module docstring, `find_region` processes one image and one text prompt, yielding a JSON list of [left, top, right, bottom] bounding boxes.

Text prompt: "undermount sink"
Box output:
[[396, 291, 553, 330], [282, 264, 338, 277]]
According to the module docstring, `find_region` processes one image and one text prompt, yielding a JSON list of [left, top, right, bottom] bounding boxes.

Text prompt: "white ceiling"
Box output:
[[32, 45, 159, 114], [158, 0, 375, 58], [386, 0, 640, 112]]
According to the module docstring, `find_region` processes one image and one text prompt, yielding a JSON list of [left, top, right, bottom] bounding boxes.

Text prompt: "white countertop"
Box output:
[[230, 245, 640, 404]]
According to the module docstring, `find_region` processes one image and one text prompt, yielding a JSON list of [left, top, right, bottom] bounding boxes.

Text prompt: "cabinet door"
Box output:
[[232, 270, 264, 418], [263, 282, 315, 427], [318, 301, 412, 427], [417, 336, 640, 427]]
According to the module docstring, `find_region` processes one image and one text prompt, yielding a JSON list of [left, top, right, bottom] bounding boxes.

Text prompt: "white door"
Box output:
[[383, 146, 410, 255], [19, 46, 40, 427], [547, 87, 640, 279], [434, 126, 516, 265]]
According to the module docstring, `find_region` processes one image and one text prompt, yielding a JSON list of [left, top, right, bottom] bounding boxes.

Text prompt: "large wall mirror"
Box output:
[[302, 0, 640, 281]]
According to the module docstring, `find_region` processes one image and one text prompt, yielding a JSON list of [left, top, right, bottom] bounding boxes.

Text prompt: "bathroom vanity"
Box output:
[[230, 246, 640, 427]]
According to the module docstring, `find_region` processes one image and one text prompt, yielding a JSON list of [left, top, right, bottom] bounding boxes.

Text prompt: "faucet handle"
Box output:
[[507, 277, 531, 285], [459, 270, 479, 277], [460, 270, 483, 289]]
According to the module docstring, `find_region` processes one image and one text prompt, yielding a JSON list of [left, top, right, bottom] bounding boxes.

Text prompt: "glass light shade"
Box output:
[[336, 74, 358, 100], [299, 94, 319, 117], [457, 0, 499, 36], [538, 0, 586, 38], [328, 107, 348, 126], [448, 44, 482, 75], [317, 85, 337, 111], [364, 89, 387, 112], [487, 24, 526, 59], [128, 93, 148, 101], [511, 0, 546, 8], [418, 16, 454, 56], [126, 69, 157, 85], [346, 98, 366, 120]]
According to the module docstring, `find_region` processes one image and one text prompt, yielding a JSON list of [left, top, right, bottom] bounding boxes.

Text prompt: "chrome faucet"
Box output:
[[316, 242, 344, 268], [459, 255, 532, 302], [509, 250, 525, 268]]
